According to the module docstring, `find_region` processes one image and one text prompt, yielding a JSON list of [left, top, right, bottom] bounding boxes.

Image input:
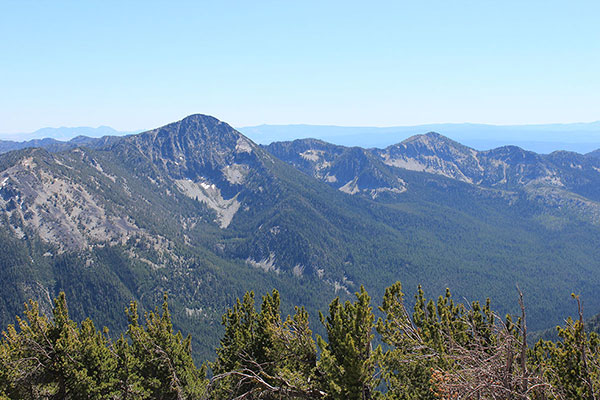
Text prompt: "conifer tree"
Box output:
[[211, 289, 321, 399], [126, 295, 207, 399], [0, 293, 121, 399], [7, 282, 600, 399], [533, 294, 600, 399], [318, 285, 378, 400], [212, 290, 261, 397], [376, 282, 437, 399], [0, 292, 207, 399]]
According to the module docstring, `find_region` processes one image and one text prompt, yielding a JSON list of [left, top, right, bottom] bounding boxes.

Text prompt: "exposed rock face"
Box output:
[[4, 114, 600, 359], [174, 179, 240, 228], [0, 149, 141, 251], [268, 132, 600, 223], [376, 133, 600, 195], [0, 115, 340, 279], [116, 116, 256, 176], [110, 115, 263, 197], [265, 139, 407, 199], [378, 133, 482, 183], [0, 115, 272, 251]]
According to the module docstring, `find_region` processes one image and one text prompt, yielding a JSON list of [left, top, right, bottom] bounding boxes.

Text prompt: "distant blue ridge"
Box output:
[[238, 122, 600, 154]]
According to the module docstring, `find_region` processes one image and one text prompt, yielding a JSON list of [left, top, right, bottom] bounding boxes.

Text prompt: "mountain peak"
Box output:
[[133, 114, 241, 144], [111, 113, 263, 191], [179, 113, 223, 125], [423, 131, 444, 138], [151, 114, 231, 136], [402, 131, 463, 145]]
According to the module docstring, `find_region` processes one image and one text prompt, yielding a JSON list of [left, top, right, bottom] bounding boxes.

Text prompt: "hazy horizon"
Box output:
[[3, 118, 600, 137], [2, 1, 599, 133], [3, 118, 600, 154]]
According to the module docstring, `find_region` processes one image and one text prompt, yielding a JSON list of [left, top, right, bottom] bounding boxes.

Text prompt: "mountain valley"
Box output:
[[2, 114, 600, 360]]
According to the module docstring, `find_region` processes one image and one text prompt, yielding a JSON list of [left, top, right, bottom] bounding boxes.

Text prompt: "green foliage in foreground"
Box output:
[[0, 293, 206, 400], [3, 285, 600, 399]]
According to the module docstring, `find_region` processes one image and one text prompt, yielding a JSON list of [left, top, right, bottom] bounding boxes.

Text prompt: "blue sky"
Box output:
[[1, 0, 599, 133]]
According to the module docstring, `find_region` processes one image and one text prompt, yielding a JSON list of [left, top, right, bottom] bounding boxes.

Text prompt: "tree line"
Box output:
[[1, 282, 599, 399]]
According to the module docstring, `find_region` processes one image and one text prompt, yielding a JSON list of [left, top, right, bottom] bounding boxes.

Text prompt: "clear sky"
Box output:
[[1, 0, 599, 134]]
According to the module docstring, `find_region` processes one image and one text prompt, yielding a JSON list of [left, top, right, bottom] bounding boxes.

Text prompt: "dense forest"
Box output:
[[5, 115, 600, 367], [1, 282, 598, 399]]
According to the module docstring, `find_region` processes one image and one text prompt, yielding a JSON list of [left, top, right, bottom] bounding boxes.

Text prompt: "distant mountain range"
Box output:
[[0, 126, 136, 141], [240, 121, 600, 154], [0, 126, 135, 155], [266, 133, 600, 209], [0, 135, 124, 154], [3, 114, 600, 360], [5, 121, 600, 155]]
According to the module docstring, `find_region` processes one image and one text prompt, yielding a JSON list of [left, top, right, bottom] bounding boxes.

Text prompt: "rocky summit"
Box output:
[[268, 132, 600, 223], [2, 114, 600, 359]]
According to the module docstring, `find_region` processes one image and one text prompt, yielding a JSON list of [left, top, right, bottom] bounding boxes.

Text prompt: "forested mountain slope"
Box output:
[[2, 114, 600, 360]]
